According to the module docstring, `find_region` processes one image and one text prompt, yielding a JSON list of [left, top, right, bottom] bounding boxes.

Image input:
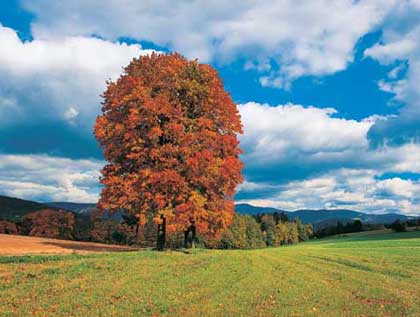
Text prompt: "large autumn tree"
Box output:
[[94, 53, 243, 250]]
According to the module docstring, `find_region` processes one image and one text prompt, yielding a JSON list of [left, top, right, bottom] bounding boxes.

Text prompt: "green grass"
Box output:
[[1, 230, 420, 316]]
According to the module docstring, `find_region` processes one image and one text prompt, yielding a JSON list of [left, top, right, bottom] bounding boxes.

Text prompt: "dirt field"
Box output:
[[0, 234, 138, 255]]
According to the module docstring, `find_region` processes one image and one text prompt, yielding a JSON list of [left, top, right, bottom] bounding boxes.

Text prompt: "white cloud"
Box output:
[[0, 154, 103, 202], [239, 102, 373, 164], [364, 3, 420, 145], [64, 106, 79, 123], [365, 38, 416, 63], [237, 102, 420, 215], [364, 21, 420, 104], [376, 177, 417, 198], [22, 0, 397, 87], [239, 168, 420, 216], [0, 24, 154, 128], [388, 144, 420, 173], [237, 181, 276, 193], [236, 198, 304, 211]]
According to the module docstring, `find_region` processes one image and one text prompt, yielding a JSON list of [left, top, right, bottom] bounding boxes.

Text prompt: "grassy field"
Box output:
[[1, 230, 419, 316]]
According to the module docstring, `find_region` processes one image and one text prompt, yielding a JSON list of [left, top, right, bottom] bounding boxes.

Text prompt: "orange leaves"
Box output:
[[149, 126, 163, 139], [22, 209, 75, 240], [93, 116, 108, 140], [94, 52, 243, 236]]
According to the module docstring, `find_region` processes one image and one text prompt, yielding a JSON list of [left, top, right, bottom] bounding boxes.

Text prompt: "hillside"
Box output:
[[235, 203, 411, 225], [1, 230, 419, 316], [45, 202, 96, 213], [0, 195, 59, 222], [1, 195, 412, 227], [0, 195, 98, 222]]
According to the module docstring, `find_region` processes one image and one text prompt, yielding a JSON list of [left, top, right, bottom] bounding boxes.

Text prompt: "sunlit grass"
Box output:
[[1, 230, 419, 316]]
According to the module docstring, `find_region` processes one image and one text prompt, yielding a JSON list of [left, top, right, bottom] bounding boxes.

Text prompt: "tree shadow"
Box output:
[[40, 241, 139, 253]]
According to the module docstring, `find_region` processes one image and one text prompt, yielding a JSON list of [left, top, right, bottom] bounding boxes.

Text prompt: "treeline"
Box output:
[[313, 218, 420, 237], [0, 208, 157, 244], [84, 212, 315, 249], [6, 209, 416, 249], [388, 218, 420, 232], [314, 220, 365, 238], [219, 213, 314, 249], [0, 209, 314, 249], [0, 209, 75, 239]]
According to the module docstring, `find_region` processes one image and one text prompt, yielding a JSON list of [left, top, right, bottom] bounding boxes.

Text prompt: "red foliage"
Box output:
[[22, 209, 75, 240], [94, 53, 243, 238], [89, 219, 119, 243], [0, 220, 19, 234]]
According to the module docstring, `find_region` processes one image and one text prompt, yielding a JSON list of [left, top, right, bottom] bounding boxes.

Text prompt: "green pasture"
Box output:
[[1, 230, 419, 316]]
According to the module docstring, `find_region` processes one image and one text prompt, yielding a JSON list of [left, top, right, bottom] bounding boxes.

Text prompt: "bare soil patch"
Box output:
[[0, 234, 138, 255]]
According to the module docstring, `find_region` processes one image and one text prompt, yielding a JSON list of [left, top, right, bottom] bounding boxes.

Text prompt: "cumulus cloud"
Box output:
[[364, 2, 420, 145], [365, 38, 416, 63], [238, 167, 420, 216], [0, 24, 156, 158], [237, 102, 420, 215], [0, 154, 103, 202], [238, 102, 380, 183], [0, 24, 154, 127], [376, 177, 417, 198], [239, 102, 372, 159], [21, 0, 396, 87]]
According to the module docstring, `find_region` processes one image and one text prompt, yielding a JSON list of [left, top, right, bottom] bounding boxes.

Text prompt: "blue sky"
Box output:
[[0, 0, 420, 215]]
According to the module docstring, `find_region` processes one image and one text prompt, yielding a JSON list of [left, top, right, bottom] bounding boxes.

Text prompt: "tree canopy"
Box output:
[[94, 53, 243, 249]]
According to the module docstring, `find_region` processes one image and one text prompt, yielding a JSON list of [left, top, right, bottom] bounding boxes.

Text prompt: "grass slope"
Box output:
[[1, 230, 419, 316]]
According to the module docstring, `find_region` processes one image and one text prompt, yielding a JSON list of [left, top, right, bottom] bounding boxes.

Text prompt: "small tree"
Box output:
[[276, 222, 288, 245], [95, 53, 243, 250], [304, 223, 314, 239], [287, 223, 299, 244], [353, 219, 363, 232], [260, 214, 277, 246], [295, 218, 308, 241], [220, 214, 265, 249], [391, 219, 407, 232]]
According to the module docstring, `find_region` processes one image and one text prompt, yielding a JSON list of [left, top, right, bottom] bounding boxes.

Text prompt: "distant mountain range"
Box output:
[[0, 195, 60, 222], [0, 195, 97, 222], [235, 203, 412, 227], [45, 202, 96, 213], [0, 194, 413, 227]]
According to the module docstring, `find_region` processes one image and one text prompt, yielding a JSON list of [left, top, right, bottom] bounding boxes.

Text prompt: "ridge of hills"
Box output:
[[0, 195, 412, 226]]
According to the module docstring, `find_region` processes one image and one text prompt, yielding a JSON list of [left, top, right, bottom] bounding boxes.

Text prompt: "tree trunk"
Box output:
[[190, 223, 196, 249], [135, 223, 140, 242], [156, 215, 166, 251], [184, 228, 190, 248], [184, 222, 196, 249]]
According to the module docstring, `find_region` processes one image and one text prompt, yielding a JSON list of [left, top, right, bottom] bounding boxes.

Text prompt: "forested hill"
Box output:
[[0, 195, 59, 221], [0, 195, 95, 222], [0, 194, 411, 226], [235, 203, 410, 225], [45, 202, 96, 213]]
